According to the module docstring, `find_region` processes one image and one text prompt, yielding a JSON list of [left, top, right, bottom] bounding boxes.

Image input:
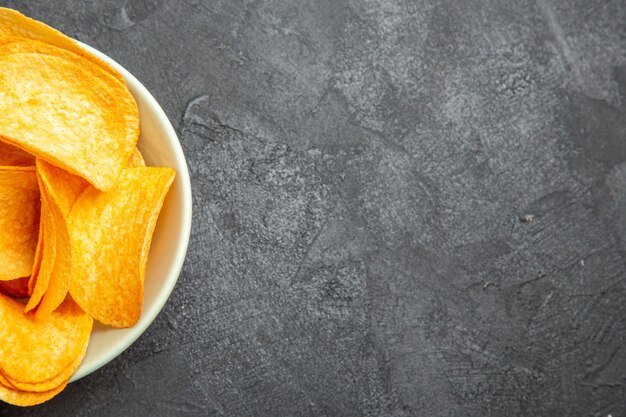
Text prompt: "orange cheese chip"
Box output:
[[0, 140, 34, 166], [0, 277, 29, 298], [0, 45, 139, 190], [0, 294, 92, 383], [69, 168, 175, 327], [0, 7, 124, 84], [0, 166, 39, 281], [0, 379, 67, 407]]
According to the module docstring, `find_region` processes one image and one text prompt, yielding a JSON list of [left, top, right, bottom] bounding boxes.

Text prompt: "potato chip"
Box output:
[[69, 168, 175, 327], [0, 47, 139, 190], [0, 379, 66, 407], [37, 159, 88, 215], [0, 329, 88, 392], [27, 207, 44, 296], [0, 140, 34, 166], [0, 7, 124, 84], [32, 195, 70, 318], [32, 160, 85, 317], [0, 36, 127, 92], [0, 277, 29, 298], [0, 166, 39, 281], [24, 186, 55, 312], [0, 294, 92, 384], [128, 147, 146, 167]]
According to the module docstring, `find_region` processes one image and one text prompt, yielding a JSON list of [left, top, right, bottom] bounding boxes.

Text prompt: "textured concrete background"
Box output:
[[1, 0, 626, 416]]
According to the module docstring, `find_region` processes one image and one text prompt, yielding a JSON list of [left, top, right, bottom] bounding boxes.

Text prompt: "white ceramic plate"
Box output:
[[69, 41, 192, 382]]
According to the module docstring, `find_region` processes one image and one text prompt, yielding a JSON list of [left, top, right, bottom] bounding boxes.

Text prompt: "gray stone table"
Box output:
[[1, 0, 625, 416]]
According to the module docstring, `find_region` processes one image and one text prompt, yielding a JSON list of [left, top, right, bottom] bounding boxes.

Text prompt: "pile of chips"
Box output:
[[0, 8, 175, 406]]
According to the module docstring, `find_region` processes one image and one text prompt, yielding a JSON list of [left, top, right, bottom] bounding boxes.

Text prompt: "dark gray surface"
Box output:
[[1, 0, 625, 415]]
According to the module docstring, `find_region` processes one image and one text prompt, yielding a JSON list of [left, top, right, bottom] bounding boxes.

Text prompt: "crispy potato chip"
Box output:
[[0, 140, 34, 166], [0, 36, 128, 92], [0, 48, 139, 190], [0, 166, 39, 281], [32, 192, 69, 318], [0, 7, 124, 83], [37, 159, 88, 216], [27, 207, 44, 296], [0, 350, 82, 393], [0, 379, 67, 407], [25, 185, 55, 312], [69, 168, 175, 327], [0, 329, 88, 392], [0, 294, 92, 383], [33, 160, 85, 317], [0, 277, 29, 298], [0, 33, 130, 75], [128, 147, 146, 167], [0, 373, 19, 390]]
